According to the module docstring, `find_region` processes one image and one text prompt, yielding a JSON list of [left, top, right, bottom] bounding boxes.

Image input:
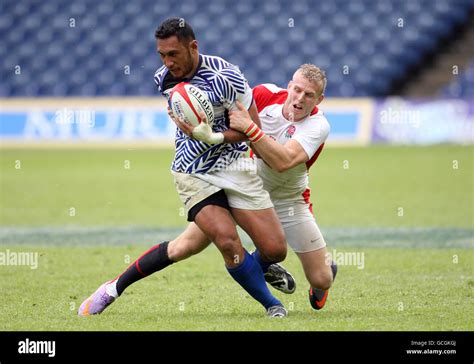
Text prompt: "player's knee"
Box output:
[[273, 233, 288, 261], [272, 245, 287, 262], [214, 234, 241, 260], [258, 232, 287, 262], [260, 244, 287, 263], [309, 270, 333, 291]]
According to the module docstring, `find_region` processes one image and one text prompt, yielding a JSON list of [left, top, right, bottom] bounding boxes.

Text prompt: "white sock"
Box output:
[[105, 280, 118, 298]]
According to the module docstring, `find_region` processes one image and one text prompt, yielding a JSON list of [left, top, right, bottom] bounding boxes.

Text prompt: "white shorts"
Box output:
[[282, 219, 326, 253], [172, 157, 273, 213], [272, 189, 326, 253]]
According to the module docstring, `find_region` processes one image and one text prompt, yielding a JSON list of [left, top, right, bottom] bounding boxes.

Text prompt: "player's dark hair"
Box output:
[[155, 17, 196, 43]]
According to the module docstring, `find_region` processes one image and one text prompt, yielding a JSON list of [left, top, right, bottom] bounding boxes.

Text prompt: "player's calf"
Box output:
[[167, 224, 211, 262]]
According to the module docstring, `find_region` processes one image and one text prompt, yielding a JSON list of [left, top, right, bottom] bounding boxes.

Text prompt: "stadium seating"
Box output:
[[442, 59, 474, 97], [1, 0, 473, 97]]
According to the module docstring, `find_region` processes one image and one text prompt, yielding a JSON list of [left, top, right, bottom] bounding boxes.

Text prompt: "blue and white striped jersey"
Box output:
[[154, 54, 253, 174]]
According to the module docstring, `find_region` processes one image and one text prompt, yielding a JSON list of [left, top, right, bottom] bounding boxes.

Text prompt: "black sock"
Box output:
[[115, 241, 173, 296]]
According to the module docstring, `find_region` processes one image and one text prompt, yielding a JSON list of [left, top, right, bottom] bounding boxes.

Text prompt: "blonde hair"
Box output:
[[295, 64, 327, 96]]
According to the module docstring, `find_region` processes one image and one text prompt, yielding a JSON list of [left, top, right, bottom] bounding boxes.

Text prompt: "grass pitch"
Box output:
[[1, 244, 472, 331], [0, 145, 473, 330]]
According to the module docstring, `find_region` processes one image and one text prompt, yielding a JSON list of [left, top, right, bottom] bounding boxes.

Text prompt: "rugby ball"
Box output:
[[168, 82, 214, 127]]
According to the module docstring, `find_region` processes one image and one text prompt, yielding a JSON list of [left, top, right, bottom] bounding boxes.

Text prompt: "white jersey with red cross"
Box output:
[[253, 83, 330, 202]]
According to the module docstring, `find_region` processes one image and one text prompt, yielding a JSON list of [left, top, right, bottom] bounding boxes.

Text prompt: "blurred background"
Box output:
[[0, 0, 473, 146], [1, 0, 474, 97], [0, 0, 474, 144]]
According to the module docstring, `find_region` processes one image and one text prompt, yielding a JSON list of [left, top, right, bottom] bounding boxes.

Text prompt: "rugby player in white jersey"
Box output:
[[229, 65, 337, 309], [78, 18, 292, 318]]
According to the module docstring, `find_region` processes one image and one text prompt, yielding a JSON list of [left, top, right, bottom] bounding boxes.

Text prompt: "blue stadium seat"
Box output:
[[1, 0, 473, 97]]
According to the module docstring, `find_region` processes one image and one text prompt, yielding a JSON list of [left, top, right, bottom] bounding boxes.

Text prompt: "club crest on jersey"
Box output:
[[285, 125, 296, 138]]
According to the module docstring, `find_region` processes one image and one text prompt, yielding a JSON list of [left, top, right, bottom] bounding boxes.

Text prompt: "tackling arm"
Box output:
[[251, 138, 308, 172], [222, 100, 260, 143], [229, 101, 309, 172]]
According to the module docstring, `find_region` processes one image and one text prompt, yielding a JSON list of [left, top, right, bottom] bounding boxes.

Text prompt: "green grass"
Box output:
[[0, 145, 472, 227], [0, 245, 472, 331], [0, 145, 473, 330], [0, 148, 178, 226]]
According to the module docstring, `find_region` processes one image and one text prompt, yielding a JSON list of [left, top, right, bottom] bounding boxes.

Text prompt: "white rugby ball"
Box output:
[[169, 82, 214, 127]]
